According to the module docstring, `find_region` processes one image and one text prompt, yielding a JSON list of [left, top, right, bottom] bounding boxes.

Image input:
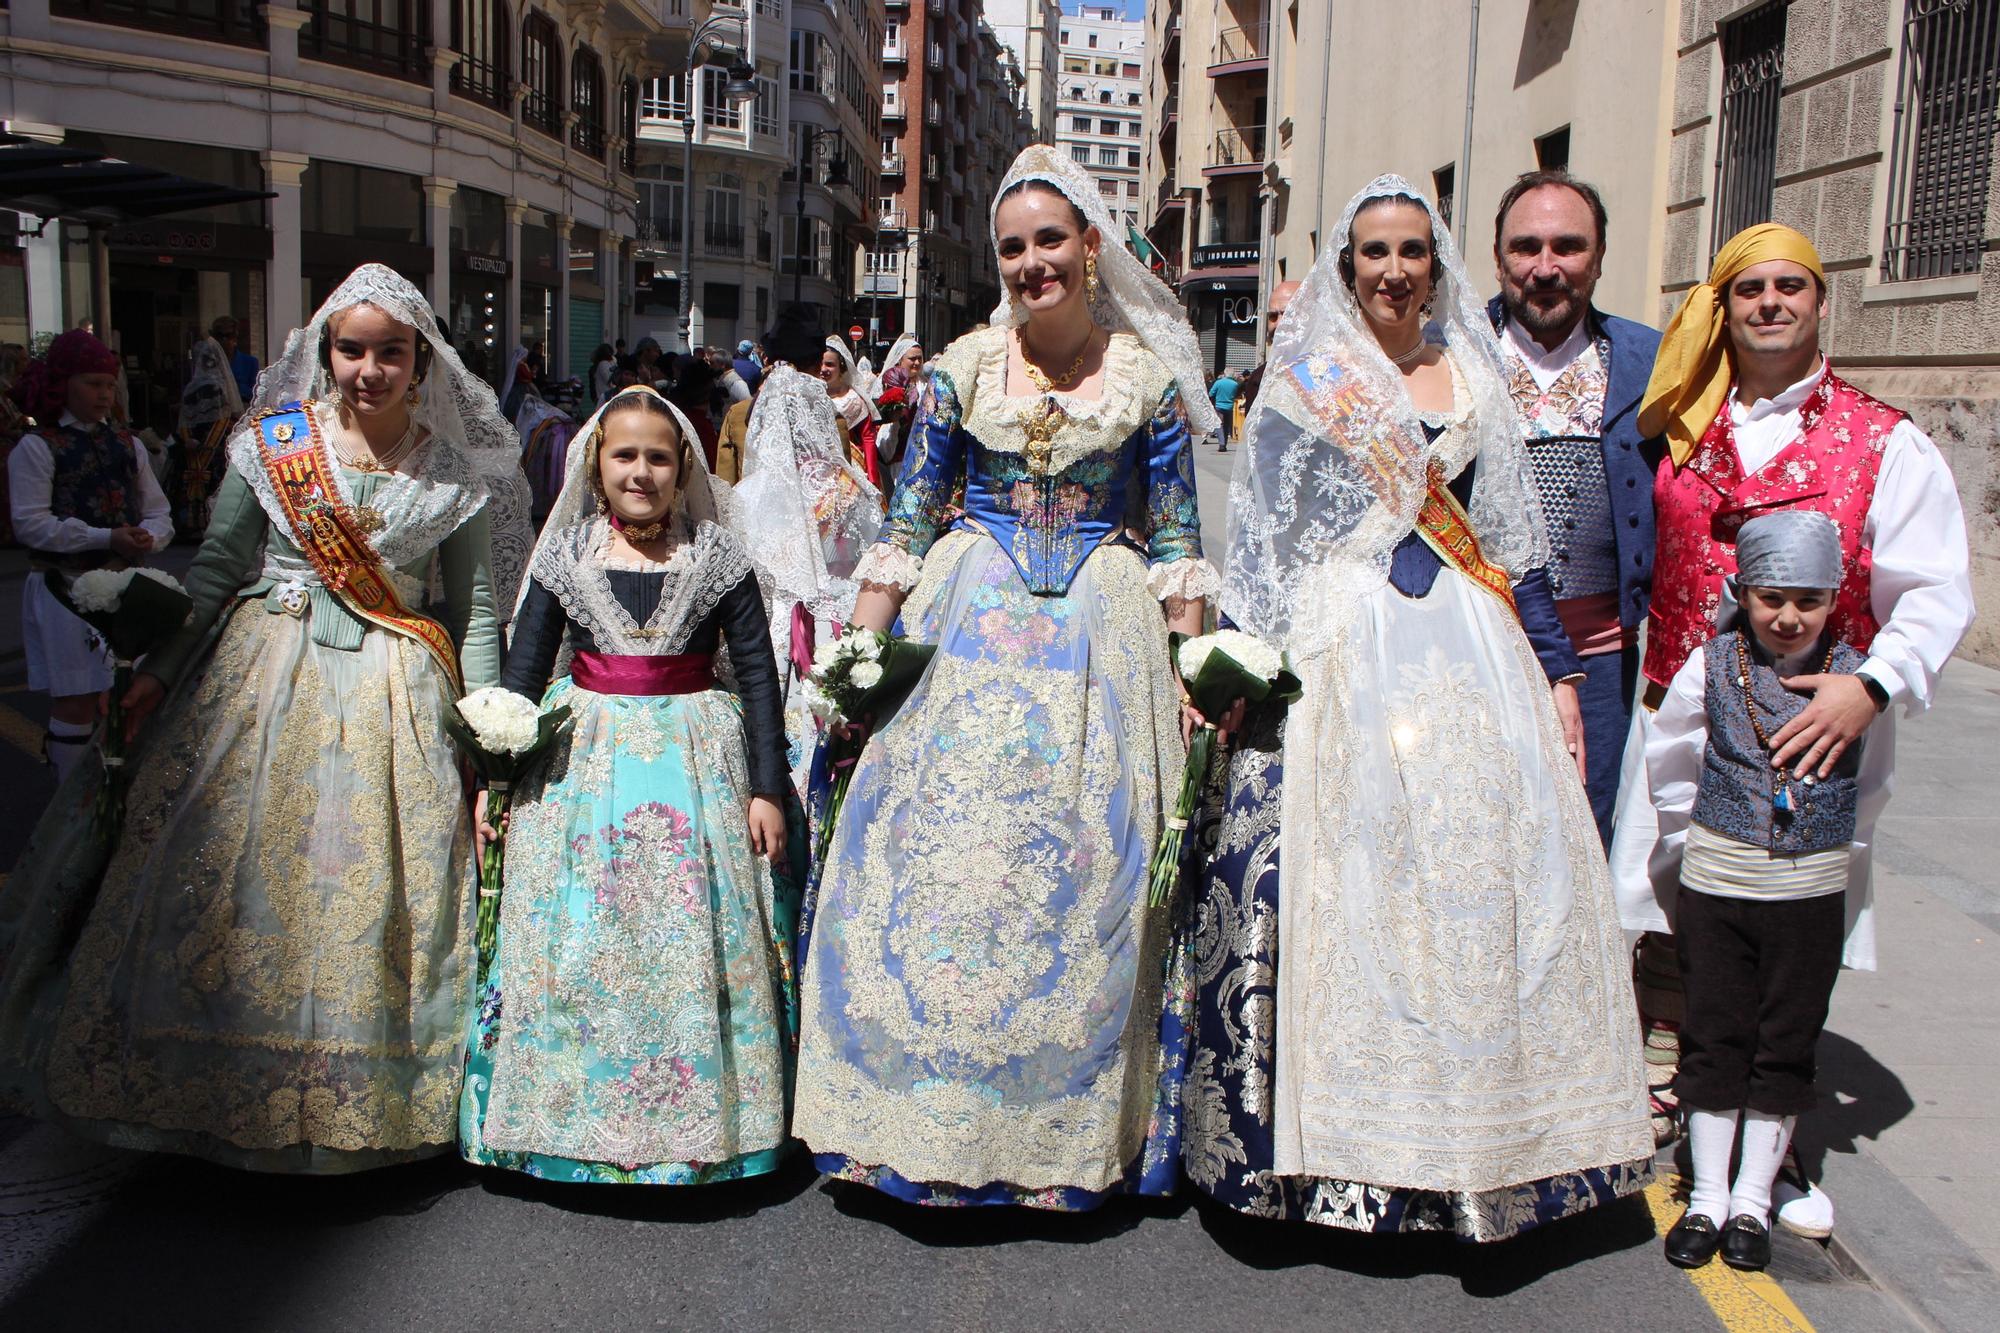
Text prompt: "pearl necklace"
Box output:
[[1386, 334, 1429, 368], [332, 413, 420, 474]]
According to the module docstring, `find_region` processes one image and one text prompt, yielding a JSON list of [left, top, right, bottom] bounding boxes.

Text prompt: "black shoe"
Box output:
[[1665, 1212, 1723, 1268], [1721, 1214, 1772, 1271]]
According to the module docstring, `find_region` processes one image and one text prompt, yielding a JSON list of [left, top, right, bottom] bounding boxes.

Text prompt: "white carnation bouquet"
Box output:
[[804, 625, 936, 870], [1146, 629, 1302, 908], [443, 686, 570, 983], [49, 565, 193, 838]]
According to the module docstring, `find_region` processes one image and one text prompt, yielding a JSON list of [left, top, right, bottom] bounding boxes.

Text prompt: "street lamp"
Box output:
[[793, 124, 847, 305], [679, 13, 759, 356]]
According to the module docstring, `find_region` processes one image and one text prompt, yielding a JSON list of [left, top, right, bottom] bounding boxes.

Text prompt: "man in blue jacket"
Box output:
[[1488, 170, 1664, 848]]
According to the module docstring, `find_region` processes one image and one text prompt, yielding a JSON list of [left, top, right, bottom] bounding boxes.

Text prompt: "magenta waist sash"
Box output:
[[570, 650, 716, 696]]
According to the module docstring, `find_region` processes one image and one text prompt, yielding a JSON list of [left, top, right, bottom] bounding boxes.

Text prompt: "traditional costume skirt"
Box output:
[[0, 598, 473, 1173], [793, 529, 1193, 1209], [170, 415, 234, 536], [460, 668, 804, 1185], [1183, 569, 1654, 1240]]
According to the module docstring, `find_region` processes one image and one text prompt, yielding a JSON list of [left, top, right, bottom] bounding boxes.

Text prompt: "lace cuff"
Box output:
[[854, 542, 924, 592], [1146, 556, 1221, 603]]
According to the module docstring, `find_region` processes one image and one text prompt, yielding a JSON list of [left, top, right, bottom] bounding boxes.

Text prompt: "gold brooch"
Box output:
[[273, 423, 295, 443], [351, 504, 386, 535]]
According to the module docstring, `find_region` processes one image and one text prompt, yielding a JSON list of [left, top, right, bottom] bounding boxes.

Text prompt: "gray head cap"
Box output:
[[1734, 510, 1843, 591]]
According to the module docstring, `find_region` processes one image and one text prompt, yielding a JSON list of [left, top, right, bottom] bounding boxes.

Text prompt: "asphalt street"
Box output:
[[0, 445, 1986, 1331]]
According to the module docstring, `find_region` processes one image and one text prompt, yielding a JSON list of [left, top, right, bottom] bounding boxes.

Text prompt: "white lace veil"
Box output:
[[514, 384, 734, 618], [1220, 174, 1549, 656], [823, 335, 882, 420], [880, 332, 920, 388], [241, 263, 535, 616], [733, 361, 883, 624], [988, 144, 1221, 439], [182, 335, 243, 422]]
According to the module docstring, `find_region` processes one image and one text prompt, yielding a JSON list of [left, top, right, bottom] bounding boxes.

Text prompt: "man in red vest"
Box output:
[[1611, 222, 1975, 1235]]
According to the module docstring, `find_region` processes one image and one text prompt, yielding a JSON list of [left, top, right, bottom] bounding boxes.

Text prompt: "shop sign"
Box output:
[[460, 252, 510, 277], [105, 220, 271, 261]]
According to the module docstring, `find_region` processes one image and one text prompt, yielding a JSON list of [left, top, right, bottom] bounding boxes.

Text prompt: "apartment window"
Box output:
[[639, 175, 683, 242], [703, 282, 741, 320], [705, 188, 744, 254], [1073, 116, 1092, 133], [1099, 89, 1111, 103], [1126, 179, 1139, 197], [1883, 0, 2000, 280], [450, 0, 509, 110], [790, 29, 822, 94], [1127, 150, 1140, 167], [1098, 177, 1117, 196], [1060, 28, 1069, 42], [1128, 92, 1140, 106], [1098, 146, 1118, 166], [521, 12, 562, 136], [1070, 144, 1091, 164], [1711, 0, 1787, 254], [51, 0, 263, 44], [1535, 125, 1571, 173], [1432, 162, 1456, 232], [571, 48, 606, 159], [755, 78, 781, 136], [702, 67, 744, 128], [1087, 32, 1097, 48], [300, 0, 431, 82], [1128, 121, 1142, 137], [641, 74, 686, 120]]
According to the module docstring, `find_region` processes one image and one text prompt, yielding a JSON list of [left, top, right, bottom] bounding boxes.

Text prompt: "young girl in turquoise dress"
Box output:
[[460, 386, 803, 1184]]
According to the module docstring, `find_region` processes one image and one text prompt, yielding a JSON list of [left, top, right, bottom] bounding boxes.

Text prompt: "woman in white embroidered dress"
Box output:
[[0, 264, 533, 1173], [790, 145, 1220, 1209], [1187, 177, 1652, 1239]]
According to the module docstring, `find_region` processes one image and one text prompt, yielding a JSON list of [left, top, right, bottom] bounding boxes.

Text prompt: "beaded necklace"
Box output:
[[1733, 627, 1836, 814]]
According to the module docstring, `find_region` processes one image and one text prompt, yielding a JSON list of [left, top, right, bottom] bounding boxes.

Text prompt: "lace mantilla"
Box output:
[[229, 402, 490, 575], [1222, 175, 1550, 658], [530, 517, 753, 658], [235, 263, 533, 616], [989, 145, 1221, 440]]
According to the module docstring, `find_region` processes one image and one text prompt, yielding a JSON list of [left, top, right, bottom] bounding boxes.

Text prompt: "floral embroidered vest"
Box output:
[[37, 419, 140, 560], [1643, 368, 1900, 686]]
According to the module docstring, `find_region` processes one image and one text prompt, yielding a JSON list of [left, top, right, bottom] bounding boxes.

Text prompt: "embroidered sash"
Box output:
[[1415, 468, 1518, 616], [255, 403, 464, 692]]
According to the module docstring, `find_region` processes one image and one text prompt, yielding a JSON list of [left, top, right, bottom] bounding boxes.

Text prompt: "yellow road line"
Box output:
[[0, 701, 44, 759], [1643, 1175, 1816, 1332]]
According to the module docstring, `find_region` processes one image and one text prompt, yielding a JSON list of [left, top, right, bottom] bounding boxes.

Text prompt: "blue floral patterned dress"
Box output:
[[791, 327, 1216, 1208]]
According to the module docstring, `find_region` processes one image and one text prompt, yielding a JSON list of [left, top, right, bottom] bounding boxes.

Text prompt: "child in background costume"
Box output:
[[6, 329, 173, 779], [1651, 511, 1872, 1273], [460, 386, 804, 1185]]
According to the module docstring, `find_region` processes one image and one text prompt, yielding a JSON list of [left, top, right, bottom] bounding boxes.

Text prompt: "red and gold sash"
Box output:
[[255, 403, 464, 692], [1415, 467, 1518, 616]]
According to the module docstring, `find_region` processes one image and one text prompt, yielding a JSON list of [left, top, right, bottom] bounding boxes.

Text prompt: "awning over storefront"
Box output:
[[0, 134, 275, 223]]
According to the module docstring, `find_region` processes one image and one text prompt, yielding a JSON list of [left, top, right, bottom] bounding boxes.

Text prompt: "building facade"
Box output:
[[985, 0, 1061, 139], [1054, 3, 1144, 242], [1665, 0, 1996, 664], [875, 0, 1032, 359], [629, 0, 881, 355], [1, 0, 694, 427], [1142, 0, 1678, 375]]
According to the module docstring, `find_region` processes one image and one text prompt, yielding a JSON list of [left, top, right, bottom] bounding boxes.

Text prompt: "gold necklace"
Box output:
[[618, 518, 666, 542], [335, 415, 419, 473], [1019, 329, 1095, 393]]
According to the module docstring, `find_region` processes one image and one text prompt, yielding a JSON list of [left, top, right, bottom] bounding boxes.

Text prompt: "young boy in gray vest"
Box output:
[[1645, 510, 1868, 1274]]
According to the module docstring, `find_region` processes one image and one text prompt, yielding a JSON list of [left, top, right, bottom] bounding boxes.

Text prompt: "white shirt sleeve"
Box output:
[[131, 436, 175, 548], [6, 433, 112, 553], [1644, 645, 1710, 886], [1858, 418, 1976, 712]]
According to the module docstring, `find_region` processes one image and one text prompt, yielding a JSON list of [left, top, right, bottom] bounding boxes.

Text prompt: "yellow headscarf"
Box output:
[[1638, 223, 1826, 465]]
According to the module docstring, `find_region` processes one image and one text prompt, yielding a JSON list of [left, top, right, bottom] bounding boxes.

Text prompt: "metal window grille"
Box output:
[[620, 79, 638, 173], [300, 0, 432, 83], [53, 0, 264, 44], [450, 0, 509, 110], [1882, 0, 2000, 280], [521, 14, 563, 136], [1711, 0, 1787, 255], [571, 51, 605, 159]]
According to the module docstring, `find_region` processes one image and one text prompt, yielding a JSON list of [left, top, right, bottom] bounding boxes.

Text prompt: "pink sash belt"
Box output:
[[571, 651, 716, 696]]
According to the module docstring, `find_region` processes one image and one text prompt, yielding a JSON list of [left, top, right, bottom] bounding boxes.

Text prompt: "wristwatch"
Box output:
[[1860, 674, 1891, 712]]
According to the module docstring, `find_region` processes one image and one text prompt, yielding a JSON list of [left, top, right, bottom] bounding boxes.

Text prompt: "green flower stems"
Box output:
[[1147, 721, 1215, 908], [475, 779, 511, 988]]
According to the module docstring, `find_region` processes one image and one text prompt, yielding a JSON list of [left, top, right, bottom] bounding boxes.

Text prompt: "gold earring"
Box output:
[[1085, 253, 1099, 299], [406, 380, 422, 408]]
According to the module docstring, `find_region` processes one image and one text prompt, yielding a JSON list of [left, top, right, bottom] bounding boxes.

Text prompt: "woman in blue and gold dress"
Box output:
[[790, 146, 1222, 1208]]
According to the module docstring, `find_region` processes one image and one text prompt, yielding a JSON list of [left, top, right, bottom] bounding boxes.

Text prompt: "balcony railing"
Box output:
[[52, 0, 265, 45], [1193, 241, 1260, 268], [928, 43, 945, 69], [882, 151, 906, 174], [926, 102, 943, 126], [883, 97, 906, 119], [883, 39, 906, 61], [879, 207, 909, 229], [1213, 21, 1269, 67], [1211, 127, 1266, 168], [635, 216, 683, 245], [704, 224, 745, 256]]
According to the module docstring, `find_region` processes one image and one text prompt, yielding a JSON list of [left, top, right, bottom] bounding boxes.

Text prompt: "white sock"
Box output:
[[1687, 1107, 1740, 1225], [1730, 1110, 1796, 1225], [46, 718, 94, 782]]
